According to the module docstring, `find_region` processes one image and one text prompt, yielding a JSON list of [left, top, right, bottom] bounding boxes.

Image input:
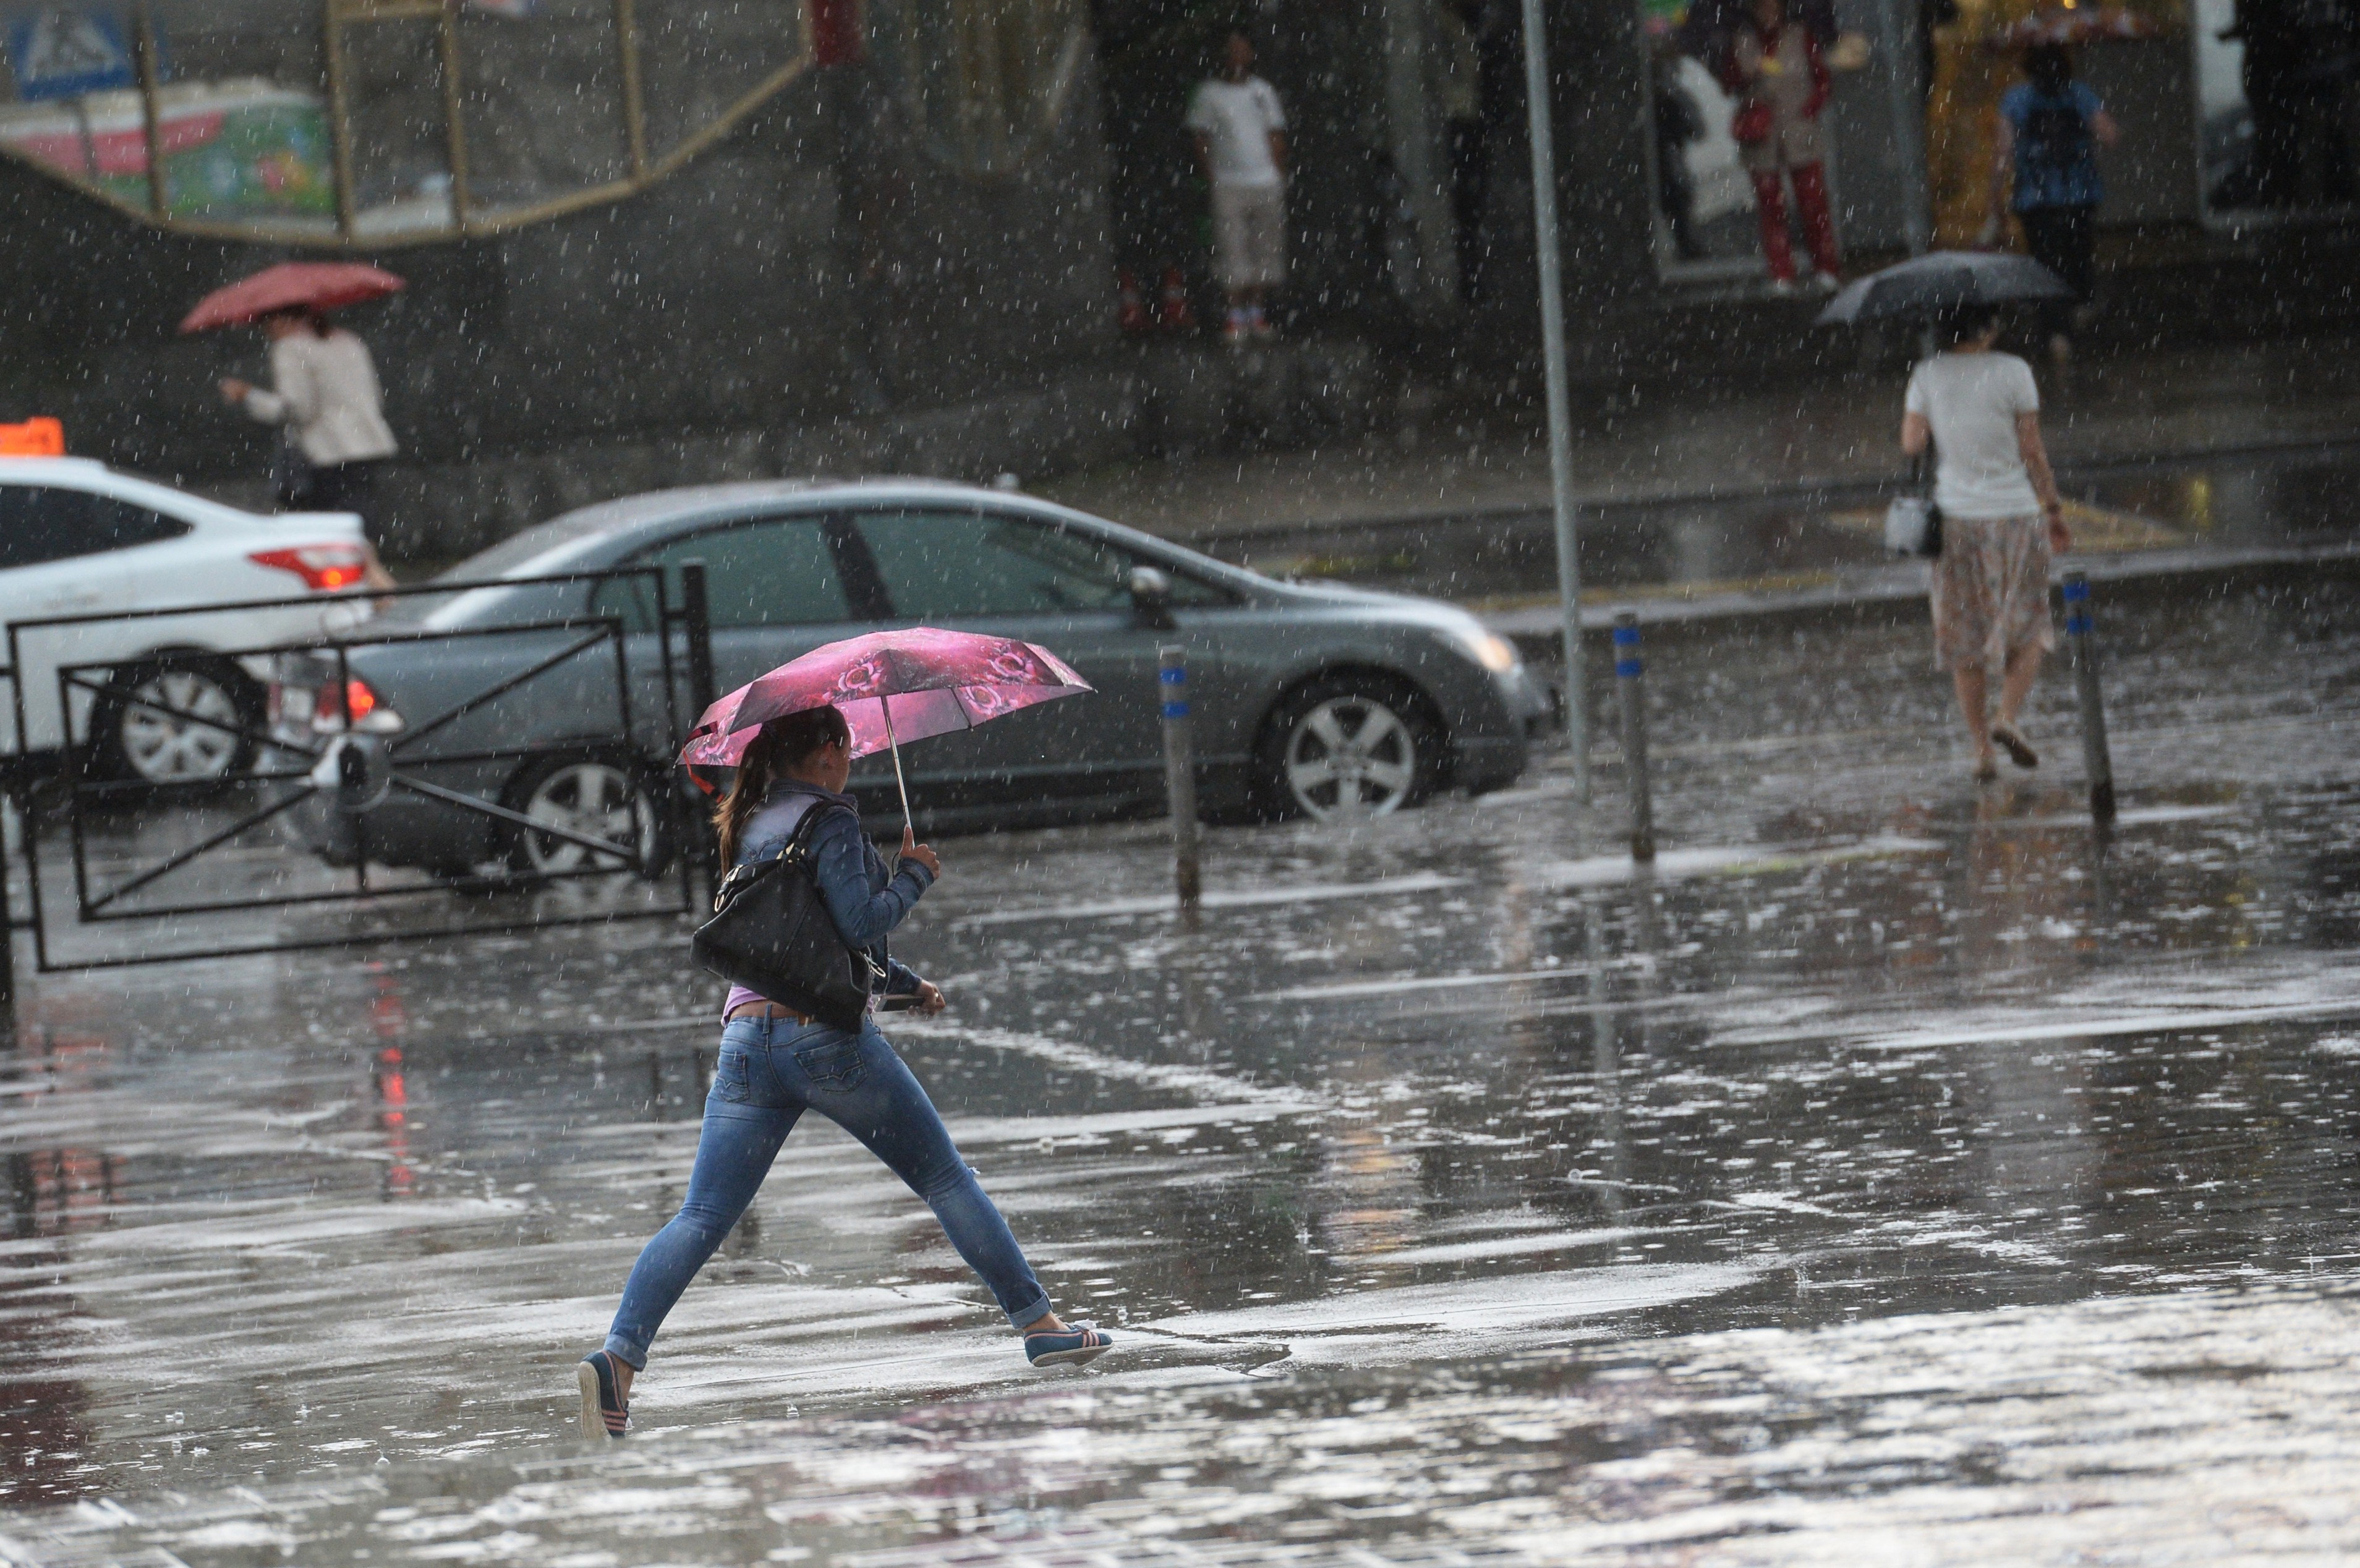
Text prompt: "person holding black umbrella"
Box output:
[[1901, 302, 2072, 781]]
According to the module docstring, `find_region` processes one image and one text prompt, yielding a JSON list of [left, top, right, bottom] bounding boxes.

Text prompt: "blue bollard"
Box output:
[[1158, 647, 1201, 907], [1613, 612, 1655, 863], [2062, 571, 2116, 827]]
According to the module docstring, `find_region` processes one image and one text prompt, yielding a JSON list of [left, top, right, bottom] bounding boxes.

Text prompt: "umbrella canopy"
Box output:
[[1815, 250, 2071, 326], [679, 628, 1092, 773], [179, 263, 406, 334]]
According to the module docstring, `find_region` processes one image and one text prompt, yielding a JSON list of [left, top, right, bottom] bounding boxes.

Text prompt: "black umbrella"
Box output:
[[1815, 250, 2072, 326]]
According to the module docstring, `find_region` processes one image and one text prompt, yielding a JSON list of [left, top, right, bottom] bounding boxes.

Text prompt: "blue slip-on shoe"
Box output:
[[1025, 1324, 1113, 1368], [577, 1351, 629, 1439]]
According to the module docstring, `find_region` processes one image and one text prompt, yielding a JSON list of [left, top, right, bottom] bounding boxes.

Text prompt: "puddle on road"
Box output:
[[1, 576, 2359, 1560]]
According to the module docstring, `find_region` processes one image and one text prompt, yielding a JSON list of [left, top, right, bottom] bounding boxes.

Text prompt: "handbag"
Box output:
[[1883, 450, 1943, 558], [691, 804, 880, 1031]]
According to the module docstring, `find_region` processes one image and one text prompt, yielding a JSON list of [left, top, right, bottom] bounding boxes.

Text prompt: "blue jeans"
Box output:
[[603, 1015, 1054, 1369]]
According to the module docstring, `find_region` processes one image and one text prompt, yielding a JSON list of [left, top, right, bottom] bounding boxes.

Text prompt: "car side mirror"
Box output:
[[1128, 565, 1177, 631]]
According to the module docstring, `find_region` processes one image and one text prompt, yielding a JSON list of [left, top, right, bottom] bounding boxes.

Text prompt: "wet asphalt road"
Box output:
[[3, 566, 2360, 1564]]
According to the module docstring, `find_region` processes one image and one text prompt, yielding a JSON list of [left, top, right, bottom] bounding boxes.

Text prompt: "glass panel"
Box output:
[[882, 0, 1087, 177], [151, 0, 338, 226], [0, 2, 333, 227], [456, 0, 628, 216], [606, 518, 851, 631], [2197, 0, 2358, 215], [634, 0, 803, 160], [858, 510, 1143, 618], [341, 15, 454, 237]]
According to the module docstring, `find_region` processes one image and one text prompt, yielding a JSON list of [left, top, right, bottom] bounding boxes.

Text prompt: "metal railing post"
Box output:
[[1159, 647, 1201, 910], [0, 784, 16, 1008], [678, 560, 717, 725], [2063, 571, 2116, 827], [1613, 612, 1655, 863]]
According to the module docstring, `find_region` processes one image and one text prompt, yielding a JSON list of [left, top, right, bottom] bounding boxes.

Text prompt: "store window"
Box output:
[[2194, 0, 2358, 218], [0, 0, 816, 244], [1640, 0, 1880, 279]]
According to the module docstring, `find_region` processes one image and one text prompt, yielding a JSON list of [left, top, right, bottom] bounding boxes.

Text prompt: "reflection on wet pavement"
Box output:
[[1, 571, 2358, 1562]]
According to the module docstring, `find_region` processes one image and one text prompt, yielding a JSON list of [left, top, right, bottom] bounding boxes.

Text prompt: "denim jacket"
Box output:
[[736, 781, 934, 997]]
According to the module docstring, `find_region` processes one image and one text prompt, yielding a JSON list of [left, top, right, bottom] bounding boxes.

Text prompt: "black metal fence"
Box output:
[[0, 561, 720, 992]]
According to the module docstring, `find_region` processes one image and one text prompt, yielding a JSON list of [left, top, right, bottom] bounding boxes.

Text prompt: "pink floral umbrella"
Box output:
[[678, 628, 1093, 820]]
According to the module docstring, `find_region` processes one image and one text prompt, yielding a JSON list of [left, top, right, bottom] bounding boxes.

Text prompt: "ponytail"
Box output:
[[710, 704, 853, 865]]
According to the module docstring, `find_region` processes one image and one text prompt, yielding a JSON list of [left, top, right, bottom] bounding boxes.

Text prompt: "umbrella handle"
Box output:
[[882, 696, 914, 833]]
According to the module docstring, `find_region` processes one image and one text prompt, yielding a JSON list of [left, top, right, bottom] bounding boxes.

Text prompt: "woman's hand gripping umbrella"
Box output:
[[678, 627, 1094, 830]]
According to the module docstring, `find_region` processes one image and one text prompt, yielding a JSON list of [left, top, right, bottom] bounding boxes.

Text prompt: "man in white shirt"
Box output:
[[1186, 32, 1288, 344]]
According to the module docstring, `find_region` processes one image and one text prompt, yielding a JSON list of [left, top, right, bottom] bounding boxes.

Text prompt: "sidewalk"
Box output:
[[1035, 334, 2360, 544]]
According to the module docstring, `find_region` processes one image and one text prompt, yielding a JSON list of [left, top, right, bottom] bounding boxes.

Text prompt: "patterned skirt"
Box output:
[[1930, 513, 2056, 673]]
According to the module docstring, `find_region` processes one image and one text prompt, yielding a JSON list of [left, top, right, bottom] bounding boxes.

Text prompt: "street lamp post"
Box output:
[[1518, 0, 1589, 801]]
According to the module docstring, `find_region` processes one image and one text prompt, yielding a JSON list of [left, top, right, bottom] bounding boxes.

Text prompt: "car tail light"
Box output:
[[250, 543, 373, 592], [313, 676, 402, 735]]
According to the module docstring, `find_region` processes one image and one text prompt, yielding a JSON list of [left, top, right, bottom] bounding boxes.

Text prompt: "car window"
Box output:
[[856, 509, 1230, 617], [0, 486, 191, 568], [588, 516, 852, 634]]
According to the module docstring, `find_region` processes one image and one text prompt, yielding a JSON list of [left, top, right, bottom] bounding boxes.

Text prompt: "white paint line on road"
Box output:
[[1360, 1227, 1655, 1267], [1709, 989, 2360, 1055], [1146, 1263, 1761, 1340], [952, 871, 1465, 927], [1528, 835, 1944, 890], [1842, 997, 2360, 1052], [896, 1020, 1319, 1111], [1973, 803, 2236, 833], [1253, 964, 1626, 1003]]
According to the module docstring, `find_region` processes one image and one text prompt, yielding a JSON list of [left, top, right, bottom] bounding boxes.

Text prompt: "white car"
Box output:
[[0, 456, 382, 782]]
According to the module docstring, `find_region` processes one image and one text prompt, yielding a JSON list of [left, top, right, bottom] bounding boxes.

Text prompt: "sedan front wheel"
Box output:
[[1259, 676, 1441, 820]]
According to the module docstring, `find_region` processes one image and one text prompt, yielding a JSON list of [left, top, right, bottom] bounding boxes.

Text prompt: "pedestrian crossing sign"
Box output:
[[4, 9, 137, 103]]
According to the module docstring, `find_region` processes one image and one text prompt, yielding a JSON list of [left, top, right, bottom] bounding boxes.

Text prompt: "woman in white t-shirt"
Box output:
[[1901, 304, 2072, 780]]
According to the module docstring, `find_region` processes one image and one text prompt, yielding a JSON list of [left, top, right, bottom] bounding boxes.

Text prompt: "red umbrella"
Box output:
[[179, 262, 406, 334], [679, 628, 1093, 820]]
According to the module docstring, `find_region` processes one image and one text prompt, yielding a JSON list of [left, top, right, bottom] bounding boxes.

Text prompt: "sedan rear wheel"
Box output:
[[504, 755, 671, 879], [1259, 676, 1441, 820], [107, 660, 259, 785]]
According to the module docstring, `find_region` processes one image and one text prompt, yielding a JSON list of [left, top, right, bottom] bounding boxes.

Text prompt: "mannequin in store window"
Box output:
[[1723, 0, 1843, 294]]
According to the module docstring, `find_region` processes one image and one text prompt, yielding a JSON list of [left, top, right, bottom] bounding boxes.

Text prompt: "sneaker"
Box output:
[[1222, 309, 1248, 346], [577, 1351, 629, 1440], [1810, 271, 1841, 294], [1991, 722, 2039, 770], [1249, 307, 1276, 341], [1766, 276, 1803, 298], [1025, 1323, 1114, 1368]]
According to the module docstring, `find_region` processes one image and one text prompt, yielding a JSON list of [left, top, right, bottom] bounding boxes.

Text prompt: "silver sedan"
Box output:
[[268, 480, 1551, 878]]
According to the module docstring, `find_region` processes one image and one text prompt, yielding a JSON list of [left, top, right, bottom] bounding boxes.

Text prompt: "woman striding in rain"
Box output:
[[1901, 303, 2073, 780], [578, 705, 1108, 1439]]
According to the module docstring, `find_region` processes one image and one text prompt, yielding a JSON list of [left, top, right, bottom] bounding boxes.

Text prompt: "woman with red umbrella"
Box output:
[[192, 263, 402, 545], [578, 690, 1111, 1441]]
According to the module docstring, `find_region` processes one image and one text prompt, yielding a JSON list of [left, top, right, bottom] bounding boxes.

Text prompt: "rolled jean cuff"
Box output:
[[1009, 1292, 1055, 1329], [603, 1334, 649, 1371]]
